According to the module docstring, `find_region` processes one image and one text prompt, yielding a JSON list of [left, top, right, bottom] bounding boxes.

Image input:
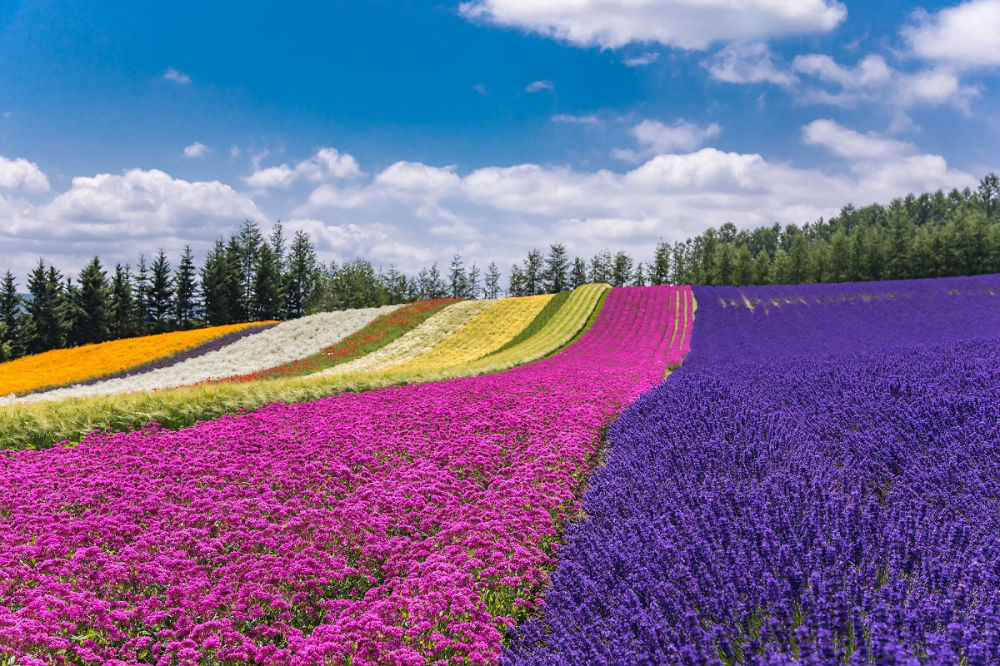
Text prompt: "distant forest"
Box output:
[[1, 173, 999, 361]]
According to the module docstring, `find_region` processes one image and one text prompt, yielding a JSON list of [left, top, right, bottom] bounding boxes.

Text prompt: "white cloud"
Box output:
[[525, 80, 554, 93], [633, 119, 721, 152], [230, 146, 242, 158], [244, 147, 362, 190], [459, 0, 846, 50], [705, 42, 797, 86], [473, 83, 489, 96], [163, 68, 191, 84], [552, 113, 601, 124], [0, 156, 50, 193], [792, 53, 978, 110], [183, 142, 209, 158], [624, 52, 659, 67], [904, 0, 1000, 68], [802, 119, 910, 160]]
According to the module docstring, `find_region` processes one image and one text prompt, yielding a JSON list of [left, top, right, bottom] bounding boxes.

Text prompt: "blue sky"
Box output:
[[1, 0, 999, 281]]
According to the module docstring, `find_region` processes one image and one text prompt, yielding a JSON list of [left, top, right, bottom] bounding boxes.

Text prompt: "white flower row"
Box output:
[[321, 300, 492, 376], [8, 306, 400, 404]]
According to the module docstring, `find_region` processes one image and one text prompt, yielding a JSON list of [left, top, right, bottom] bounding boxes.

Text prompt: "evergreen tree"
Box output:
[[109, 263, 137, 339], [508, 264, 525, 297], [0, 271, 25, 359], [237, 220, 264, 316], [752, 250, 772, 285], [466, 263, 481, 299], [174, 246, 199, 329], [425, 263, 446, 299], [201, 240, 232, 326], [632, 262, 646, 286], [252, 243, 283, 319], [148, 250, 174, 331], [382, 266, 409, 304], [570, 257, 588, 288], [283, 230, 319, 318], [521, 249, 544, 295], [542, 243, 570, 293], [224, 237, 247, 321], [448, 255, 468, 299], [733, 247, 754, 285], [588, 249, 612, 283], [134, 254, 151, 334], [72, 256, 111, 345], [650, 240, 671, 285], [611, 250, 634, 287], [26, 261, 66, 353], [484, 262, 502, 299]]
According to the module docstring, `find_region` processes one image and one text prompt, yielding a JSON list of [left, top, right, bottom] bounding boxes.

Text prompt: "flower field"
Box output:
[[9, 307, 399, 404], [0, 285, 693, 665], [0, 322, 273, 397], [0, 286, 607, 448], [505, 274, 1000, 666], [221, 299, 460, 383], [385, 294, 553, 374]]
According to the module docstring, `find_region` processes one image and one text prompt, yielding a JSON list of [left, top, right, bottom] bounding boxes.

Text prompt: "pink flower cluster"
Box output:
[[0, 286, 693, 666]]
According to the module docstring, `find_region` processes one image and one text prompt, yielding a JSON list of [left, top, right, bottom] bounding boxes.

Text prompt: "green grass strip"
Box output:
[[490, 290, 571, 356], [0, 284, 610, 451]]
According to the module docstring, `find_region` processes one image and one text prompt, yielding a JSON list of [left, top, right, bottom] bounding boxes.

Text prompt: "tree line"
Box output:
[[2, 174, 999, 361]]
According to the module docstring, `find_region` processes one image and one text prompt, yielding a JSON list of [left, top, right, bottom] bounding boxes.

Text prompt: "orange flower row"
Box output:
[[0, 322, 273, 396]]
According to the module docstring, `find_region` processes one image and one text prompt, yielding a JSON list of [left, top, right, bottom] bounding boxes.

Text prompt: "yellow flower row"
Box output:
[[387, 293, 553, 374], [0, 322, 272, 396]]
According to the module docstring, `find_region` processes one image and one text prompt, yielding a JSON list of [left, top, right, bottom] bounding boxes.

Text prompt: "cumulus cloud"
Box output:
[[705, 42, 797, 86], [183, 142, 209, 158], [0, 156, 50, 193], [459, 0, 846, 50], [614, 119, 721, 161], [525, 80, 554, 93], [163, 68, 191, 84], [0, 130, 979, 284], [792, 53, 978, 110], [244, 147, 362, 190], [903, 0, 1000, 68]]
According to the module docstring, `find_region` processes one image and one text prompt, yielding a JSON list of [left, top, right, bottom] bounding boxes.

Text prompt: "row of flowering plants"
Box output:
[[505, 274, 1000, 666], [0, 321, 273, 397], [0, 285, 693, 665], [8, 306, 399, 405], [220, 298, 460, 383]]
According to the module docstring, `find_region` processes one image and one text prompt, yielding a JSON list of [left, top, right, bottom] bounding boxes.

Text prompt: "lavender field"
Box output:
[[506, 275, 1000, 666]]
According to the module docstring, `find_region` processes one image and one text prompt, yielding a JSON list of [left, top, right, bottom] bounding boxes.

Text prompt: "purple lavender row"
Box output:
[[39, 323, 279, 391], [504, 273, 1000, 666]]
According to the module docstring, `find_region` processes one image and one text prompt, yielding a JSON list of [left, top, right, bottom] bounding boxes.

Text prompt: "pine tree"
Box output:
[[508, 264, 525, 297], [448, 255, 468, 299], [382, 266, 408, 304], [73, 256, 111, 344], [0, 271, 25, 359], [426, 263, 445, 299], [148, 250, 174, 331], [201, 240, 233, 326], [224, 237, 247, 321], [174, 246, 199, 329], [752, 250, 772, 285], [650, 240, 671, 285], [283, 230, 319, 318], [252, 243, 283, 319], [237, 220, 264, 316], [611, 251, 634, 287], [109, 264, 137, 339], [522, 250, 543, 295], [134, 254, 151, 334], [61, 277, 86, 347], [484, 262, 502, 299], [465, 263, 481, 299], [588, 249, 612, 284], [542, 243, 569, 293], [632, 262, 646, 286], [570, 257, 587, 288], [26, 261, 66, 353]]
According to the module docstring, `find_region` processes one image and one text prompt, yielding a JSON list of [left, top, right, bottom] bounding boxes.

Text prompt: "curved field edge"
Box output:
[[218, 299, 460, 383], [0, 321, 276, 397], [490, 291, 571, 355], [0, 285, 609, 450]]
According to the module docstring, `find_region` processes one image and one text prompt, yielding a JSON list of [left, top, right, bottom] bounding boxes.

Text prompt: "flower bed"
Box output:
[[505, 274, 1000, 666], [0, 286, 692, 665]]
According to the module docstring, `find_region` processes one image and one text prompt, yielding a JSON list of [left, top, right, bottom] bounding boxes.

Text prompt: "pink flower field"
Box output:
[[0, 286, 693, 666]]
